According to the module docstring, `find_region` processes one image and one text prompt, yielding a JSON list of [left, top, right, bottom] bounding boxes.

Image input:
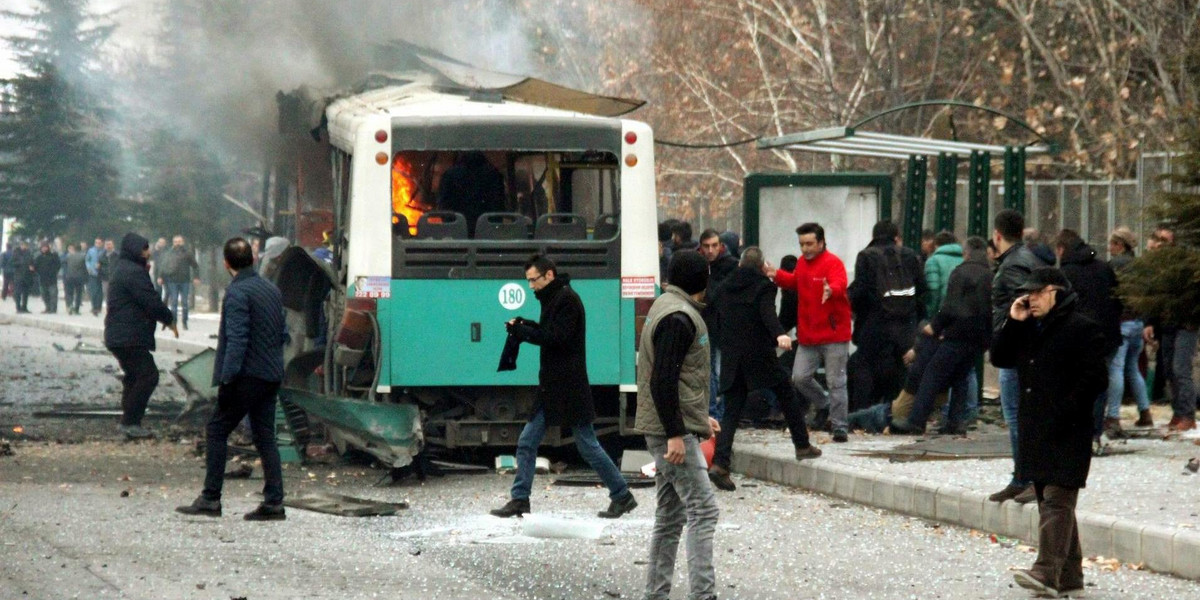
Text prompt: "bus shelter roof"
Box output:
[[757, 127, 1053, 160]]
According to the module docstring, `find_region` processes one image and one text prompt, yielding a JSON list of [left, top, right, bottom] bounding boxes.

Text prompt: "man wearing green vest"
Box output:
[[635, 250, 722, 600]]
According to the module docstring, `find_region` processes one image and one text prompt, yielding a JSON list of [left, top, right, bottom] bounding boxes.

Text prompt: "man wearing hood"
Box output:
[[490, 254, 636, 520], [33, 241, 61, 314], [923, 231, 963, 316], [1054, 229, 1122, 443], [104, 233, 178, 439], [10, 241, 34, 313], [707, 246, 820, 492], [992, 267, 1108, 598]]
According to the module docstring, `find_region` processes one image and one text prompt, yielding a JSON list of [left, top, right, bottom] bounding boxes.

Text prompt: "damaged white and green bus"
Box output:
[[272, 65, 660, 471]]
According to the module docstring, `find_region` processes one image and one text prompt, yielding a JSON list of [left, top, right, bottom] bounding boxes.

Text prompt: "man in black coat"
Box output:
[[707, 247, 820, 491], [104, 233, 178, 439], [992, 267, 1108, 598], [847, 220, 927, 411], [1053, 229, 1122, 442], [490, 254, 637, 519], [10, 241, 34, 313], [33, 242, 61, 313], [699, 228, 739, 420]]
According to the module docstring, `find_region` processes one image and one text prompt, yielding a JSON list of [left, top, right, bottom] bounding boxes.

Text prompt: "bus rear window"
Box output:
[[391, 150, 619, 241]]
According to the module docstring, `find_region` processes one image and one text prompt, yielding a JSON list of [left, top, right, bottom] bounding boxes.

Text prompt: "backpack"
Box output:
[[865, 246, 917, 319]]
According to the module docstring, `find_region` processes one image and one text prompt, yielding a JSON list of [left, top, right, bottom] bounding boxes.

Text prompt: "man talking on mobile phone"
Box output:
[[634, 250, 722, 600]]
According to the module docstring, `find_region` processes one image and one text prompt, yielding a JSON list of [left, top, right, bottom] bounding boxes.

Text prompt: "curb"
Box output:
[[5, 313, 213, 355], [730, 443, 1200, 581]]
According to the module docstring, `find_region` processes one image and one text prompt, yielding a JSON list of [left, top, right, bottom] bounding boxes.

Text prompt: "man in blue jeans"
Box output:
[[988, 209, 1046, 504], [490, 254, 636, 519], [176, 237, 288, 521]]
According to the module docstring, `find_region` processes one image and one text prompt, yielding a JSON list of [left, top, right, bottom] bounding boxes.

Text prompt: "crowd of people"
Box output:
[[0, 234, 204, 323]]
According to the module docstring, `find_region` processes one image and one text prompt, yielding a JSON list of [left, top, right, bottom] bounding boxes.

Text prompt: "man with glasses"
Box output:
[[490, 254, 637, 519]]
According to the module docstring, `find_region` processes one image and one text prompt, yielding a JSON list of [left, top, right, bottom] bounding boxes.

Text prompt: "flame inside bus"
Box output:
[[391, 154, 423, 236]]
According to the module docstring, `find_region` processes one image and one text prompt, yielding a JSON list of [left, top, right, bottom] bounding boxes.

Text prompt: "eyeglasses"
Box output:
[[525, 273, 546, 284]]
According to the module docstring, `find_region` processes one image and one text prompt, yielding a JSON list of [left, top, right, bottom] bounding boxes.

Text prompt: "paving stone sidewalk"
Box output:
[[731, 425, 1200, 581]]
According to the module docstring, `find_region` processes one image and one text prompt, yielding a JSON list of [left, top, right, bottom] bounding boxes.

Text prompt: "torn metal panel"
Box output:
[[284, 491, 409, 517]]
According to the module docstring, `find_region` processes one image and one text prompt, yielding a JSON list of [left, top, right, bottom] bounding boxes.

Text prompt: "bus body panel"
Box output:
[[381, 278, 623, 387]]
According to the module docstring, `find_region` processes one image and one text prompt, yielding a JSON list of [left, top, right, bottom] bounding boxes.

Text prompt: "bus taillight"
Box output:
[[624, 131, 637, 144]]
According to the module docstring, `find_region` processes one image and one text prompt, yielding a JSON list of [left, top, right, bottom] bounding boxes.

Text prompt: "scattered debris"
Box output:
[[428, 459, 489, 474], [284, 491, 409, 517], [495, 455, 517, 474], [1186, 458, 1199, 473], [619, 450, 654, 473], [225, 464, 253, 479], [119, 490, 130, 498], [553, 474, 655, 489], [549, 461, 569, 474], [52, 341, 110, 355], [0, 440, 12, 456], [989, 534, 1018, 548], [521, 514, 605, 540]]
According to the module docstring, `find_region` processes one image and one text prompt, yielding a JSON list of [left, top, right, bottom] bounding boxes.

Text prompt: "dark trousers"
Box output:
[[1, 272, 12, 299], [848, 320, 913, 411], [906, 339, 977, 428], [1153, 330, 1175, 403], [13, 277, 32, 311], [714, 369, 810, 469], [87, 275, 104, 313], [203, 376, 284, 505], [1031, 484, 1083, 592], [65, 277, 84, 312], [110, 347, 159, 426], [39, 279, 57, 312]]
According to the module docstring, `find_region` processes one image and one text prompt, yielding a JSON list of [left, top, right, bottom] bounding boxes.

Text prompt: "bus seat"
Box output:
[[393, 214, 411, 239], [535, 213, 587, 240], [475, 212, 531, 240], [416, 211, 468, 240], [593, 212, 619, 240]]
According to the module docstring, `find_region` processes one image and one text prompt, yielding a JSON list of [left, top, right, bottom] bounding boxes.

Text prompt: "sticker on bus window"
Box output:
[[621, 276, 656, 298], [499, 283, 526, 310], [354, 276, 391, 299]]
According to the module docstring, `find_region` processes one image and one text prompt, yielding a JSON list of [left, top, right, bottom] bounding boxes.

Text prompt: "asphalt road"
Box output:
[[2, 321, 1199, 599]]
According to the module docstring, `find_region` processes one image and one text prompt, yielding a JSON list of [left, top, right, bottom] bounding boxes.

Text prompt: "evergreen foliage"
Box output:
[[0, 0, 121, 237]]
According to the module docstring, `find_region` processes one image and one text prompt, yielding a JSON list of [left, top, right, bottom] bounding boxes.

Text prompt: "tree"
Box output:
[[0, 0, 121, 237], [1118, 35, 1200, 328]]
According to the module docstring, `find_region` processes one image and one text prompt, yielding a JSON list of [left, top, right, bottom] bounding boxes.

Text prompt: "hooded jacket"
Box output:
[[991, 290, 1108, 488], [32, 249, 61, 286], [104, 233, 174, 350], [710, 265, 789, 393], [1058, 240, 1122, 353], [774, 249, 852, 346]]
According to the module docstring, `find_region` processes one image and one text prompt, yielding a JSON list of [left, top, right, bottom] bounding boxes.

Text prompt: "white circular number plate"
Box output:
[[499, 283, 526, 310]]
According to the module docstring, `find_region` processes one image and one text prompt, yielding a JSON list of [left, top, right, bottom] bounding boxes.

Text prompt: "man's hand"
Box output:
[[664, 436, 686, 465], [1143, 325, 1155, 344], [764, 262, 778, 279], [903, 348, 916, 366], [922, 324, 934, 337], [776, 334, 792, 350], [821, 278, 832, 304], [163, 322, 179, 338], [1009, 295, 1032, 321], [708, 416, 721, 437], [192, 278, 200, 285]]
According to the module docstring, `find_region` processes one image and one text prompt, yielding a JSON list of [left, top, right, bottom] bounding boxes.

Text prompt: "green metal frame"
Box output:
[[934, 153, 959, 232], [742, 172, 893, 246], [1004, 146, 1026, 212], [903, 156, 928, 250], [967, 150, 991, 237]]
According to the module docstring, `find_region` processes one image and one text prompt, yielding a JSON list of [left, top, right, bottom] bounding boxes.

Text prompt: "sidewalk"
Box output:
[[730, 424, 1200, 581], [0, 295, 217, 354]]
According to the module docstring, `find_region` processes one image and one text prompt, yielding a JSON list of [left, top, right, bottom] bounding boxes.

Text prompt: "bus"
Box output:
[[275, 77, 659, 470]]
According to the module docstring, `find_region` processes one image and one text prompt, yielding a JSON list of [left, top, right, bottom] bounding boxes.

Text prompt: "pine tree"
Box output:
[[0, 0, 120, 237], [1117, 39, 1200, 328]]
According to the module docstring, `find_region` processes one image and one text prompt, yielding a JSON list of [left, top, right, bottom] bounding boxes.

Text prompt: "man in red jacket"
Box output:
[[770, 223, 853, 442]]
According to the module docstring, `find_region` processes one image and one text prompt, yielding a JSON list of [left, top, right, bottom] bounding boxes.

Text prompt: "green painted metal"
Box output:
[[967, 150, 991, 237], [173, 348, 218, 400], [934, 153, 959, 232], [274, 402, 302, 463], [903, 156, 928, 249], [280, 388, 420, 456], [379, 278, 624, 387], [742, 172, 894, 245], [850, 100, 1056, 148], [620, 297, 637, 384], [1003, 146, 1026, 213]]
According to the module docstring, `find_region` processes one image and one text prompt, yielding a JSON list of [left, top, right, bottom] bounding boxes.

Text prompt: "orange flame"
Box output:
[[392, 155, 423, 236], [12, 426, 23, 434]]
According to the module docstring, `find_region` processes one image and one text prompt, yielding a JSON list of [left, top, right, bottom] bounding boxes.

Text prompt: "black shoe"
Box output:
[[708, 465, 736, 491], [795, 444, 822, 460], [244, 503, 286, 521], [1013, 485, 1038, 504], [987, 483, 1027, 503], [1012, 569, 1059, 597], [175, 496, 222, 517], [888, 419, 924, 435], [813, 408, 831, 432], [832, 429, 849, 443], [597, 493, 637, 519], [120, 424, 155, 440], [490, 498, 530, 518], [936, 424, 967, 436]]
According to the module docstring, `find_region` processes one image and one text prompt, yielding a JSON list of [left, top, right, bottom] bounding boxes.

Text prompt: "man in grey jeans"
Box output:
[[634, 250, 722, 600]]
